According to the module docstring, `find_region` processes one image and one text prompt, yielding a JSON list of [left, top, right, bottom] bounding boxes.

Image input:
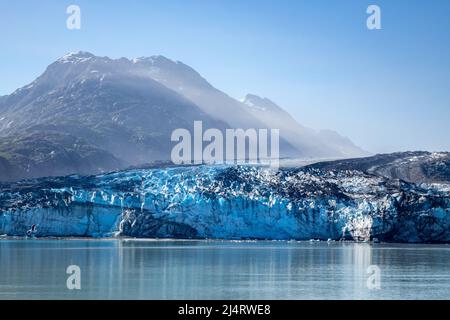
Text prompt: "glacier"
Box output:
[[1, 160, 449, 243]]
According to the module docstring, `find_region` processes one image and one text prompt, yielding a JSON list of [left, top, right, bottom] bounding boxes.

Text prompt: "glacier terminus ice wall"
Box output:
[[1, 161, 449, 243]]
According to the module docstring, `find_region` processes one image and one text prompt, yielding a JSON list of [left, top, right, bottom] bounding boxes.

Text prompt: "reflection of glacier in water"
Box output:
[[0, 239, 449, 299], [1, 165, 449, 242]]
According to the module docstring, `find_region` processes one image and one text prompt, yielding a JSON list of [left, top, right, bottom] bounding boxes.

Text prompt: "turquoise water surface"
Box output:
[[0, 239, 449, 299]]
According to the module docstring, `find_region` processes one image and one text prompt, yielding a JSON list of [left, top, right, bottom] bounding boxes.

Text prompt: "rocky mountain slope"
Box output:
[[308, 151, 450, 184], [0, 52, 367, 181]]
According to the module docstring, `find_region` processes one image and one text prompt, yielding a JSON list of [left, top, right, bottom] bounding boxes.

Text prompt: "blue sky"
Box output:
[[0, 0, 449, 153]]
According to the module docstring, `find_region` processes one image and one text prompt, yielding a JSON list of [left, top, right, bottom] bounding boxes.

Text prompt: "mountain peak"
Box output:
[[57, 51, 97, 64], [242, 94, 280, 112]]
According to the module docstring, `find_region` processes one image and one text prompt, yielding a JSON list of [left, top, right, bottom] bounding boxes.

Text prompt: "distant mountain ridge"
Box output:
[[0, 51, 368, 181]]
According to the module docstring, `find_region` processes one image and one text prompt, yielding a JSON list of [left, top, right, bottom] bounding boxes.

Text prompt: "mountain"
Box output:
[[308, 151, 450, 184], [241, 94, 368, 158], [0, 52, 228, 180], [130, 56, 299, 156], [132, 56, 265, 129], [0, 51, 367, 181], [130, 56, 367, 158], [1, 152, 449, 242]]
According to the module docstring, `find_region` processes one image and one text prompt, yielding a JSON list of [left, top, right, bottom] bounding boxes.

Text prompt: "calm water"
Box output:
[[0, 239, 449, 300]]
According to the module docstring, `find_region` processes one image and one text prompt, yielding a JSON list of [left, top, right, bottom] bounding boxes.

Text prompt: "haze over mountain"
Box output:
[[0, 51, 367, 181]]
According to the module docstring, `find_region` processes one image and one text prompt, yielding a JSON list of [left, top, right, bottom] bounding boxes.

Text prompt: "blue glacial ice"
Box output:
[[1, 165, 449, 242]]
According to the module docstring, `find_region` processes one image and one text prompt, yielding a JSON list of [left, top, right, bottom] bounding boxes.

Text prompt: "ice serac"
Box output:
[[1, 152, 449, 243]]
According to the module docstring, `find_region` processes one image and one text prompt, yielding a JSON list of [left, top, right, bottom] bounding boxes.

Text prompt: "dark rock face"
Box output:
[[0, 152, 449, 242], [0, 132, 123, 180], [0, 53, 227, 181]]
